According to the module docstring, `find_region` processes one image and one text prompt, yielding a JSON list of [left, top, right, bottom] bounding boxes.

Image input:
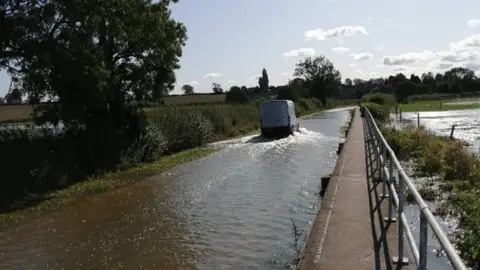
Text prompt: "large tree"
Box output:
[[181, 84, 194, 95], [1, 0, 187, 128], [294, 56, 341, 105]]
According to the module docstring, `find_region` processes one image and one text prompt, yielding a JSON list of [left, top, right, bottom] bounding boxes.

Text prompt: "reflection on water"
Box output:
[[0, 109, 351, 269]]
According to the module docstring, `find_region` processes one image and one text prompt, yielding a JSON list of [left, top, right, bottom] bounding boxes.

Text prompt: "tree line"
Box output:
[[180, 63, 480, 106]]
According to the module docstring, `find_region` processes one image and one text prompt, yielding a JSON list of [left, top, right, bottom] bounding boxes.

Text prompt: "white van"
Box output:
[[259, 100, 300, 137]]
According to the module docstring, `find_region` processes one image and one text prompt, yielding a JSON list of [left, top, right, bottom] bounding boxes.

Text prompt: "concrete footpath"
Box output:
[[300, 108, 408, 270]]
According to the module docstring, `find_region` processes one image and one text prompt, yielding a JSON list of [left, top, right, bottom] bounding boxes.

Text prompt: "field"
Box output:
[[0, 104, 35, 123], [0, 94, 229, 123], [162, 93, 226, 105], [400, 98, 480, 112]]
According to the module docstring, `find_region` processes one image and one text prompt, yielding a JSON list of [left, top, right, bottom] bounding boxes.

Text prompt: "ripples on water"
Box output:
[[0, 110, 349, 270]]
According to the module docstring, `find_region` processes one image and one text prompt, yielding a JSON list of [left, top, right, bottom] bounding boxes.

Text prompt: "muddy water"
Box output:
[[393, 109, 480, 269], [0, 109, 351, 270]]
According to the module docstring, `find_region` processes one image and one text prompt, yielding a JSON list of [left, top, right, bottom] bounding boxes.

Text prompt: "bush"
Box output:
[[149, 108, 214, 153], [362, 93, 396, 106], [362, 102, 390, 122], [381, 125, 480, 268], [120, 123, 168, 165]]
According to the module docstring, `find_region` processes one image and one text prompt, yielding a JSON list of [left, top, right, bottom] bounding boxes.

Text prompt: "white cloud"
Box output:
[[426, 34, 480, 72], [348, 63, 357, 68], [185, 80, 199, 86], [382, 50, 435, 66], [467, 19, 480, 29], [437, 50, 478, 63], [332, 47, 350, 53], [351, 52, 373, 61], [304, 26, 368, 41], [392, 66, 410, 72], [428, 60, 454, 70], [367, 17, 373, 22], [202, 72, 223, 79], [283, 48, 316, 58], [450, 34, 480, 51], [249, 75, 261, 80], [360, 71, 382, 79], [280, 72, 290, 76], [227, 80, 236, 84]]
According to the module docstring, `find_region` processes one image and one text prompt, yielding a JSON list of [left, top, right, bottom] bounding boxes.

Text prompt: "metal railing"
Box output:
[[362, 107, 468, 270]]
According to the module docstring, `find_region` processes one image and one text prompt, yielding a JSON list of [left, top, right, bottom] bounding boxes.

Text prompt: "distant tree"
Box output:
[[394, 80, 417, 103], [410, 74, 421, 84], [0, 97, 4, 104], [4, 88, 23, 104], [294, 56, 341, 105], [344, 78, 353, 87], [225, 86, 249, 104], [258, 68, 269, 90], [212, 83, 224, 94], [181, 84, 194, 95]]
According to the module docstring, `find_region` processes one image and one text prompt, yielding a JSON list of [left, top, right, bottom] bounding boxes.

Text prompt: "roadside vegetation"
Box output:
[[363, 92, 480, 269], [0, 1, 363, 226]]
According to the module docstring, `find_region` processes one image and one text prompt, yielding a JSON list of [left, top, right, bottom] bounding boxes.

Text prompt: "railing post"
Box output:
[[384, 156, 397, 223], [381, 144, 388, 198], [393, 173, 409, 265], [418, 209, 428, 270]]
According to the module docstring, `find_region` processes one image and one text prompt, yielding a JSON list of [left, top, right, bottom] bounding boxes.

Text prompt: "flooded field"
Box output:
[[0, 109, 351, 269], [401, 109, 480, 150], [393, 108, 480, 269]]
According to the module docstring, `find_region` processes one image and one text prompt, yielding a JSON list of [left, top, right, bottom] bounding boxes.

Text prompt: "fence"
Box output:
[[363, 107, 467, 270]]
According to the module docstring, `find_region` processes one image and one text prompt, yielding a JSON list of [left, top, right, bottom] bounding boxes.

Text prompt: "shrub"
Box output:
[[149, 108, 214, 153], [362, 93, 396, 106], [362, 102, 390, 122], [381, 124, 480, 268], [120, 123, 168, 165]]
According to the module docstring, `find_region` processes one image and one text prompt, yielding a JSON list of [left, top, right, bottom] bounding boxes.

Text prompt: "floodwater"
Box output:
[[0, 109, 351, 270], [401, 109, 480, 150], [393, 109, 480, 269]]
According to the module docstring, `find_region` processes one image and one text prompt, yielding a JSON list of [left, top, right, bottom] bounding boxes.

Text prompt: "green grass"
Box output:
[[400, 99, 480, 112], [0, 147, 216, 228]]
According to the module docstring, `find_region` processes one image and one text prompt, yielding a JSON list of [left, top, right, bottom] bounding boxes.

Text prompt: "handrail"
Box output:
[[362, 106, 468, 270]]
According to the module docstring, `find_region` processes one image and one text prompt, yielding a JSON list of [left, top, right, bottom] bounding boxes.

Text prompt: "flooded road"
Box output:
[[0, 109, 351, 270]]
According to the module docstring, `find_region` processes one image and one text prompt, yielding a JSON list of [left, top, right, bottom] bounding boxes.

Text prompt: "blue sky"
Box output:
[[1, 0, 480, 96]]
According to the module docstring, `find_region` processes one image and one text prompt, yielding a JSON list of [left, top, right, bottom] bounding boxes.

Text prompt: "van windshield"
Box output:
[[260, 102, 287, 119]]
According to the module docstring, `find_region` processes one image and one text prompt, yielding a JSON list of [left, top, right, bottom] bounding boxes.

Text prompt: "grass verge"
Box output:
[[382, 124, 480, 268], [399, 99, 480, 112], [0, 147, 216, 229]]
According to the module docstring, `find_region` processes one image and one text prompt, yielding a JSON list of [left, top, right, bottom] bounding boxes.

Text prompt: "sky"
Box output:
[[1, 0, 480, 97]]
